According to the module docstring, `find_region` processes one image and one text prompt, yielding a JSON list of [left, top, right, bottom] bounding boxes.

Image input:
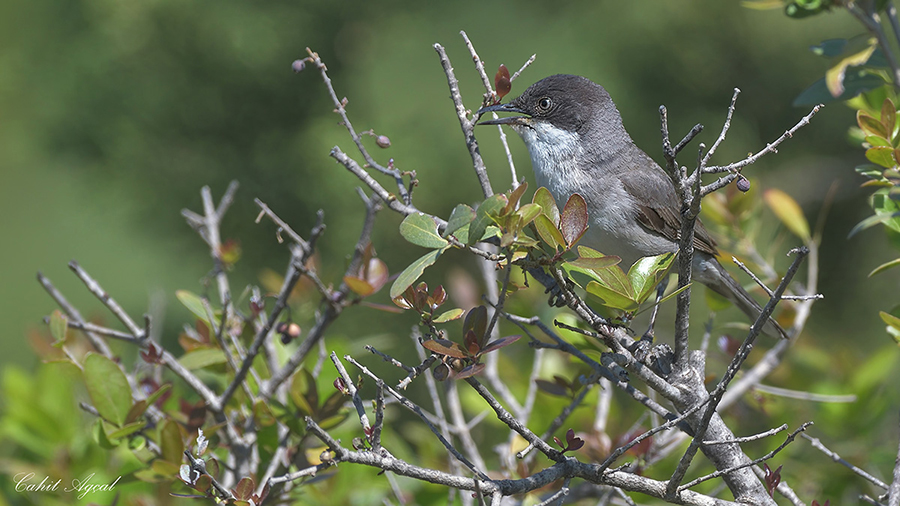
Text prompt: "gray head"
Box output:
[[478, 74, 633, 156]]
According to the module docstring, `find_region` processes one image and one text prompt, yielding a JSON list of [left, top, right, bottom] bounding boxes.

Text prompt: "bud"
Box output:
[[291, 59, 306, 73], [376, 135, 391, 148], [736, 175, 751, 193]]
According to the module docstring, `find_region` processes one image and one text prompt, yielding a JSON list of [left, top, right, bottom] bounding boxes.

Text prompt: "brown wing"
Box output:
[[619, 152, 718, 256]]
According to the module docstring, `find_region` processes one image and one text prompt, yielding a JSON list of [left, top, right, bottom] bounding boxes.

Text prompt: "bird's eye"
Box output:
[[537, 97, 552, 112]]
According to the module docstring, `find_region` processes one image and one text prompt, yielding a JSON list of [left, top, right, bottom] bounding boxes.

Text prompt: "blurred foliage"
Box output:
[[4, 0, 900, 505]]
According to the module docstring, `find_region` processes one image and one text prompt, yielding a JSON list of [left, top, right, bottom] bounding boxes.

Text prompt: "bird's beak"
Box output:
[[476, 102, 531, 126]]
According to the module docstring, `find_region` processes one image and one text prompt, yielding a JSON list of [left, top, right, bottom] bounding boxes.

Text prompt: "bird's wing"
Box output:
[[619, 154, 718, 256]]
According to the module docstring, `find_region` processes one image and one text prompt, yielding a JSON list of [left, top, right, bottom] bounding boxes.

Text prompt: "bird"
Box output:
[[476, 74, 787, 339]]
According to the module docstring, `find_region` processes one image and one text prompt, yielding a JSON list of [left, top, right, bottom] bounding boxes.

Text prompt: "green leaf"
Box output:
[[859, 111, 890, 138], [93, 419, 118, 449], [560, 193, 589, 248], [107, 420, 148, 439], [866, 135, 892, 147], [445, 204, 475, 237], [533, 187, 560, 226], [763, 189, 811, 240], [176, 290, 211, 323], [848, 211, 900, 237], [179, 348, 227, 370], [49, 310, 68, 347], [628, 252, 677, 304], [881, 98, 896, 140], [565, 255, 621, 271], [794, 71, 887, 106], [83, 353, 133, 426], [869, 258, 900, 277], [880, 311, 900, 332], [586, 280, 638, 312], [433, 308, 465, 323], [534, 214, 565, 251], [501, 181, 529, 216], [740, 0, 787, 9], [826, 39, 877, 98], [159, 419, 184, 464], [290, 369, 317, 417], [400, 213, 449, 249], [866, 146, 897, 168], [468, 195, 507, 245], [515, 203, 543, 228], [389, 248, 445, 299]]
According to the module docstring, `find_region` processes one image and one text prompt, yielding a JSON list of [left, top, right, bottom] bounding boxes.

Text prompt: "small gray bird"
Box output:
[[478, 74, 787, 339]]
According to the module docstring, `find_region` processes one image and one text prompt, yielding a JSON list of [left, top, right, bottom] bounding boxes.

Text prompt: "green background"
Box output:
[[2, 1, 898, 504]]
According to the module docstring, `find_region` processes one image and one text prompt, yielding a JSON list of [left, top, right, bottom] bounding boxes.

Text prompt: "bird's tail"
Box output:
[[706, 262, 789, 340]]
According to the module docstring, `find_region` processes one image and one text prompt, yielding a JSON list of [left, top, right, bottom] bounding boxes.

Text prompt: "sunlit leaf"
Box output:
[[764, 189, 811, 240], [433, 308, 465, 323], [389, 248, 445, 299], [627, 252, 676, 304], [740, 0, 787, 9], [515, 203, 543, 228], [176, 290, 211, 323], [859, 110, 890, 139], [83, 353, 133, 426], [565, 255, 621, 271], [233, 477, 255, 500], [826, 40, 877, 98], [400, 213, 449, 249], [533, 187, 560, 226], [586, 280, 638, 312], [534, 214, 565, 250]]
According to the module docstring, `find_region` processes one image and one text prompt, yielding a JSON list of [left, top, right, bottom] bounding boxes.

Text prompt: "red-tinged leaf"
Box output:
[[494, 64, 511, 101], [480, 335, 521, 355], [421, 339, 468, 359], [553, 436, 564, 449], [502, 181, 528, 216], [232, 477, 255, 500], [464, 329, 481, 355], [364, 258, 389, 292], [455, 362, 485, 379], [432, 285, 447, 307], [867, 146, 897, 169], [343, 276, 375, 297], [463, 305, 488, 344], [533, 187, 560, 226], [567, 437, 585, 451], [391, 294, 414, 310], [560, 194, 589, 248]]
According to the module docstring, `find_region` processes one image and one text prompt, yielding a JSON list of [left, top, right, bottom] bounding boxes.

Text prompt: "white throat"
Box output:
[[512, 122, 584, 201]]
